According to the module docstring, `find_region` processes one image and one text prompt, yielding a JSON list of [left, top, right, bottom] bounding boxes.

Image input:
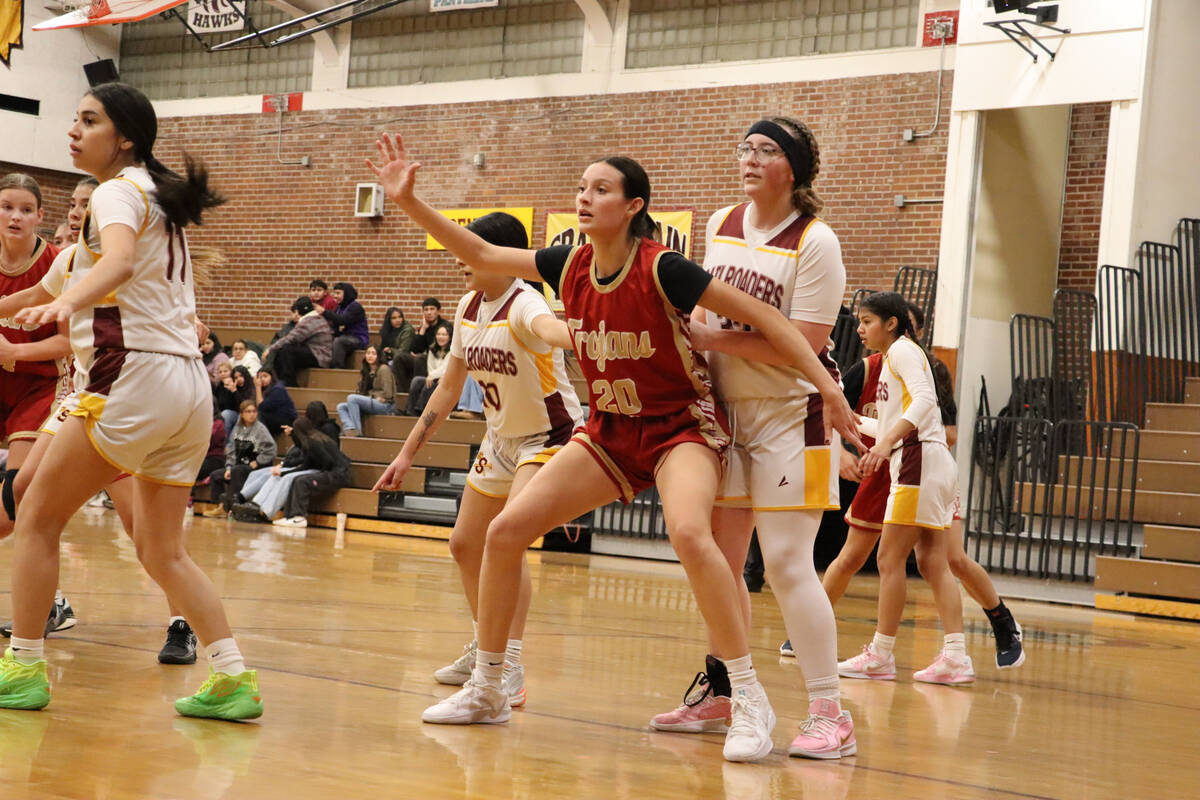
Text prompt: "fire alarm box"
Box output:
[[355, 183, 384, 218]]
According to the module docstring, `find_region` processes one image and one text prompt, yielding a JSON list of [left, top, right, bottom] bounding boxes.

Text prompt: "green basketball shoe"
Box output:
[[175, 669, 263, 721], [0, 648, 51, 710]]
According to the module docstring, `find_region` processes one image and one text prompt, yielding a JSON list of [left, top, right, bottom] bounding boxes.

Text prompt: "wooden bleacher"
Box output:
[[204, 329, 481, 540]]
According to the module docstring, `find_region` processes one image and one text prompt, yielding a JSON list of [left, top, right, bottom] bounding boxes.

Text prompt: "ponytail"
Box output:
[[88, 83, 227, 229]]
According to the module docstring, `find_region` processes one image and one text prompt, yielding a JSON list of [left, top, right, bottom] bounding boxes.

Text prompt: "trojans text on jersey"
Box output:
[[567, 318, 656, 373]]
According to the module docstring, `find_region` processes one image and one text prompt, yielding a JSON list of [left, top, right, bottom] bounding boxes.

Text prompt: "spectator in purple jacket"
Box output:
[[325, 281, 370, 369]]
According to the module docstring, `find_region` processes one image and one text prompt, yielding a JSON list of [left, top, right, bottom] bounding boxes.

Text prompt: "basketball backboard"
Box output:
[[33, 0, 188, 31]]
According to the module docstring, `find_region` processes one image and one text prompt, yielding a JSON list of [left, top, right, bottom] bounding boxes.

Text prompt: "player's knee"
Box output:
[[944, 549, 970, 578], [483, 512, 529, 554], [448, 528, 484, 565], [666, 518, 710, 563]]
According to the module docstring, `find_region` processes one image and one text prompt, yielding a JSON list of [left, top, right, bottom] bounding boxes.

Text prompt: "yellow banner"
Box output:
[[544, 209, 693, 258], [0, 0, 23, 67], [426, 207, 534, 250]]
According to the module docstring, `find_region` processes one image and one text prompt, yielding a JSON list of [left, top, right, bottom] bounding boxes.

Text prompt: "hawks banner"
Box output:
[[426, 207, 534, 250], [187, 0, 245, 33], [541, 209, 694, 308], [0, 0, 23, 67]]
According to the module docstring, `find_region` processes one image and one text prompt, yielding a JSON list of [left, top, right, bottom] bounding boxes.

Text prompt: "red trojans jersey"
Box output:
[[857, 352, 884, 447], [0, 238, 63, 377], [558, 239, 716, 417]]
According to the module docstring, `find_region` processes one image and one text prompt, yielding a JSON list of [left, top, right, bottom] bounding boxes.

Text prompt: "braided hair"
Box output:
[[770, 116, 824, 216]]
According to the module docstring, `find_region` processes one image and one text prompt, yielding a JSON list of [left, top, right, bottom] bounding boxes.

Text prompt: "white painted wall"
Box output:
[[0, 6, 120, 172], [1128, 0, 1200, 250]]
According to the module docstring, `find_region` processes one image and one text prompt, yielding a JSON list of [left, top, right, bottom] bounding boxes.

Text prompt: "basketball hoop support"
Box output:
[[983, 18, 1071, 63]]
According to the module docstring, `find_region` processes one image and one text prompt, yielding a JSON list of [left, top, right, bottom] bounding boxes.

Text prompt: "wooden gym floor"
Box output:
[[0, 508, 1196, 800]]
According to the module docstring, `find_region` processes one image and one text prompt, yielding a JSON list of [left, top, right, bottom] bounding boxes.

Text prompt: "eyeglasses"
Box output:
[[735, 143, 785, 163]]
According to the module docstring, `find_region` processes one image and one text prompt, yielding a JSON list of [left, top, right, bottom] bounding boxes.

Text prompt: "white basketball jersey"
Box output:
[[877, 337, 947, 448], [68, 166, 201, 372], [702, 203, 845, 400], [450, 281, 583, 439]]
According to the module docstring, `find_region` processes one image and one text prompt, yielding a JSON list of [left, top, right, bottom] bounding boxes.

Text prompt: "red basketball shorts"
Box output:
[[1, 372, 59, 443]]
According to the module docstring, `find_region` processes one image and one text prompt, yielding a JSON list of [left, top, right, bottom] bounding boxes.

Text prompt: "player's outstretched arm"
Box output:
[[529, 315, 573, 352], [374, 356, 469, 492], [16, 224, 136, 327], [698, 278, 862, 450], [367, 133, 540, 283], [0, 283, 54, 319]]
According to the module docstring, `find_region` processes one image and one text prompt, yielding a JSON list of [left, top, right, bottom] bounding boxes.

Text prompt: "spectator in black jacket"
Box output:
[[391, 297, 448, 388], [254, 367, 297, 436], [378, 306, 415, 365], [305, 400, 341, 442], [275, 417, 352, 529], [215, 365, 255, 433], [325, 282, 370, 369]]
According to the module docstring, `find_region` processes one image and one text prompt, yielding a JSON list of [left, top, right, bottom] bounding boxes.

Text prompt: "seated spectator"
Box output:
[[336, 345, 396, 437], [324, 282, 369, 369], [201, 332, 230, 386], [215, 365, 255, 433], [403, 323, 451, 417], [263, 296, 333, 386], [53, 222, 70, 248], [270, 307, 299, 346], [233, 417, 351, 529], [309, 279, 339, 312], [392, 297, 448, 388], [378, 306, 414, 365], [205, 400, 277, 515], [255, 367, 297, 436], [194, 411, 227, 491], [230, 339, 262, 376], [305, 400, 341, 442], [449, 375, 486, 421]]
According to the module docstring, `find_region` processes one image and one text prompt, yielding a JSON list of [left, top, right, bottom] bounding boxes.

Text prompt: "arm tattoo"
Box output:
[[415, 409, 439, 447]]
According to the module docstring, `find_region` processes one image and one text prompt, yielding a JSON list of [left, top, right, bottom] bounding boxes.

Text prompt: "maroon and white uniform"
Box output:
[[451, 280, 584, 497], [844, 353, 889, 530], [536, 238, 728, 502], [0, 237, 66, 441]]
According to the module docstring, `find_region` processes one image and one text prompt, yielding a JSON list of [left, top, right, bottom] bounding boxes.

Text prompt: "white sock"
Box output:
[[54, 589, 64, 603], [806, 675, 841, 711], [471, 619, 479, 642], [721, 653, 757, 689], [205, 638, 247, 675], [504, 639, 522, 668], [169, 616, 185, 625], [474, 648, 505, 690], [10, 636, 44, 665], [943, 632, 966, 659], [871, 631, 897, 658]]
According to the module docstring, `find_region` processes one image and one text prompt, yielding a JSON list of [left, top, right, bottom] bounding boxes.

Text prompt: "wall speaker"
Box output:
[[83, 59, 120, 88]]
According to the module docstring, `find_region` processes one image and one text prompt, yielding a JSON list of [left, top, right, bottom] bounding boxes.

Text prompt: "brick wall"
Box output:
[[1057, 102, 1110, 291], [0, 161, 82, 242], [155, 72, 954, 329]]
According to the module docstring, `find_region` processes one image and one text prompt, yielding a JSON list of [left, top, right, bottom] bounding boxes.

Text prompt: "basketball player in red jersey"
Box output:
[[0, 173, 70, 540], [368, 134, 860, 762]]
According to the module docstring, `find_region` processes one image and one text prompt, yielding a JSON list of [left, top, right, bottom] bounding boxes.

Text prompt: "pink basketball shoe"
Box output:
[[788, 698, 857, 759]]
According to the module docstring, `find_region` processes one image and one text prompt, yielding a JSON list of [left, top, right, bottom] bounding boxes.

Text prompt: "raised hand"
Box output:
[[365, 133, 421, 209]]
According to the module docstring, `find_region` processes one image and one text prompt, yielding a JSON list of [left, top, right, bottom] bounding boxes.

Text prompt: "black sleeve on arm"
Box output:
[[655, 252, 713, 313], [842, 358, 866, 409], [534, 246, 574, 295]]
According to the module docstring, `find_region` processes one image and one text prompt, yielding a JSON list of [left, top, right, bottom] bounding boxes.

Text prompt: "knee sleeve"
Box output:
[[2, 468, 18, 519]]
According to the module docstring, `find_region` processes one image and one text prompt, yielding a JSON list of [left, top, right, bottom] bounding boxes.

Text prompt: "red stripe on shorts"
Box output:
[[897, 431, 923, 486]]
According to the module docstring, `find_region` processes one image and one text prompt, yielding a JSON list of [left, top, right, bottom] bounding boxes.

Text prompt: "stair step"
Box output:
[[1095, 555, 1200, 601], [349, 463, 424, 492], [342, 437, 472, 469], [365, 415, 486, 445], [1145, 403, 1200, 432], [1139, 430, 1200, 463], [1142, 525, 1200, 563], [299, 368, 362, 391], [1186, 377, 1200, 404], [1055, 457, 1200, 492], [311, 488, 379, 517], [1018, 483, 1200, 526]]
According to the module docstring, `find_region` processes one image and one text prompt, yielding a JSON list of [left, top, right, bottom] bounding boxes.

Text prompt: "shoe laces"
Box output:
[[727, 690, 766, 738], [798, 713, 840, 739], [682, 672, 712, 707], [166, 621, 193, 646], [453, 641, 478, 669]]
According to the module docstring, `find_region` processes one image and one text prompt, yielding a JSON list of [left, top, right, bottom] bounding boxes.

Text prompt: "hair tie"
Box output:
[[746, 120, 812, 189]]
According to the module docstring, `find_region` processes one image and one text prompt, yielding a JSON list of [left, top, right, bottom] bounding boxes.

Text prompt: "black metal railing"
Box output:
[[1093, 265, 1147, 424], [592, 487, 667, 540], [1052, 288, 1095, 422], [1009, 313, 1058, 419], [893, 266, 937, 347], [1138, 240, 1199, 404], [964, 415, 1139, 580]]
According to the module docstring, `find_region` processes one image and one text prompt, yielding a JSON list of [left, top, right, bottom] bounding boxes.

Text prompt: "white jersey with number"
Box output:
[[450, 280, 583, 439], [877, 336, 947, 448], [701, 203, 845, 400], [67, 165, 200, 372]]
